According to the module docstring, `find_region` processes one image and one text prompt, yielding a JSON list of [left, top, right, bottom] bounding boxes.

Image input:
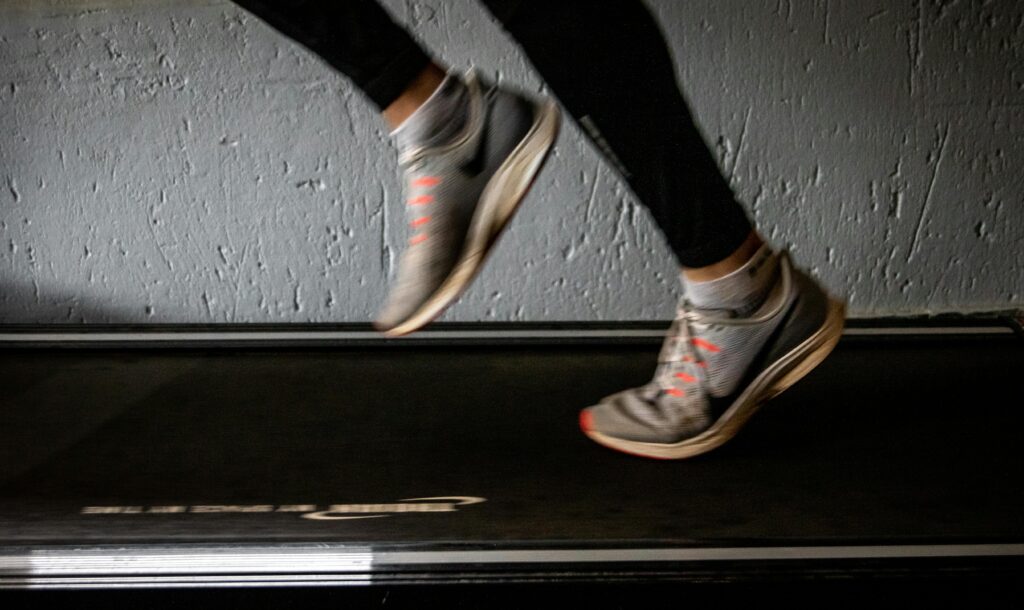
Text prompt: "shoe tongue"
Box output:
[[689, 305, 737, 319]]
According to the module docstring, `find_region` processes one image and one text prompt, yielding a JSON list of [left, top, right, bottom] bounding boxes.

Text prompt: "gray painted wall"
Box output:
[[1, 0, 1022, 324]]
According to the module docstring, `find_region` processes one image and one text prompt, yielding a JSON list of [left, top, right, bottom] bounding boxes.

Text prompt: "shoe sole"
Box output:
[[583, 298, 847, 460], [380, 100, 562, 338]]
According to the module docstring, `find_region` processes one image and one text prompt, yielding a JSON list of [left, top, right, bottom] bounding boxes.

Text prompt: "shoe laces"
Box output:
[[652, 251, 795, 399], [651, 304, 715, 398]]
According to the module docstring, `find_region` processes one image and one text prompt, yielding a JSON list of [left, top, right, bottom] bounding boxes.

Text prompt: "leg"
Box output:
[[482, 0, 753, 270], [233, 0, 450, 128], [232, 0, 432, 112], [232, 0, 562, 335], [483, 0, 845, 458]]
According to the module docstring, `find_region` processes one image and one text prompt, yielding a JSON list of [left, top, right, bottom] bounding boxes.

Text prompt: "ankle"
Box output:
[[383, 63, 447, 130], [681, 237, 780, 317], [389, 69, 473, 156], [683, 231, 764, 283]]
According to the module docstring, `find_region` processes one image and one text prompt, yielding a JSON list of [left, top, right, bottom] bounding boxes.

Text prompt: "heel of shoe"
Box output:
[[769, 298, 846, 398]]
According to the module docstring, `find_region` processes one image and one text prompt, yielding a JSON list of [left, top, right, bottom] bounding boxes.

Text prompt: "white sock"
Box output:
[[682, 244, 780, 317]]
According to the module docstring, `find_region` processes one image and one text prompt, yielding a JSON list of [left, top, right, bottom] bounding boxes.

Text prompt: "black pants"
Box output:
[[231, 0, 752, 267]]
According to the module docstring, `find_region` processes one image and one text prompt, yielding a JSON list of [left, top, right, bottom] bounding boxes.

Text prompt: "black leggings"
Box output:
[[231, 0, 752, 267]]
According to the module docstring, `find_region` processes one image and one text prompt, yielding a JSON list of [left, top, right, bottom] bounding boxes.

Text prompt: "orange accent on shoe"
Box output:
[[674, 372, 696, 383], [411, 216, 431, 228], [692, 338, 721, 353], [409, 195, 434, 205], [410, 234, 428, 245], [665, 388, 686, 397], [413, 177, 441, 187], [682, 356, 694, 363], [696, 362, 707, 368], [579, 409, 594, 432]]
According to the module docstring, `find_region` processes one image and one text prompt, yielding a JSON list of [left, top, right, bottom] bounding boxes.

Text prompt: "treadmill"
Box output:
[[1, 316, 1022, 601]]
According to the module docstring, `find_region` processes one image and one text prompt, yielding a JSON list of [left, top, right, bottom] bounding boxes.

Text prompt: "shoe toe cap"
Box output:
[[581, 391, 697, 445]]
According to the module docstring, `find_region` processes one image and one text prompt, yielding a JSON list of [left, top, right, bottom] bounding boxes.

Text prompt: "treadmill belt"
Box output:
[[0, 329, 1022, 586]]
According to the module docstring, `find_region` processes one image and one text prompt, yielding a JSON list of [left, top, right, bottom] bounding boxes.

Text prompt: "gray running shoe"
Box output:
[[374, 71, 561, 337], [579, 251, 846, 459]]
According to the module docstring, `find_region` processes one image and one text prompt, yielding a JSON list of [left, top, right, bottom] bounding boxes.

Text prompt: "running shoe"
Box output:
[[580, 251, 846, 459], [374, 70, 561, 337]]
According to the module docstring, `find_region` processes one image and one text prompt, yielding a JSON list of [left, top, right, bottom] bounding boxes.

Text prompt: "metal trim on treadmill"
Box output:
[[0, 325, 1014, 345], [2, 543, 1023, 588], [375, 544, 1024, 563], [0, 329, 659, 343]]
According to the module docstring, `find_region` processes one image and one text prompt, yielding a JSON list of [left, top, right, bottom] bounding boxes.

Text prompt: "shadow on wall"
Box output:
[[0, 276, 141, 325]]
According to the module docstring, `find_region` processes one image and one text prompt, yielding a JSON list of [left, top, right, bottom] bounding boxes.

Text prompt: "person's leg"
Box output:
[[482, 0, 754, 272], [231, 1, 561, 335], [482, 0, 845, 458], [233, 0, 450, 129], [232, 0, 433, 112]]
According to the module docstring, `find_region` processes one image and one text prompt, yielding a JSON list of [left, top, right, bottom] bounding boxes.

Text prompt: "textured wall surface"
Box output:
[[1, 0, 1022, 324]]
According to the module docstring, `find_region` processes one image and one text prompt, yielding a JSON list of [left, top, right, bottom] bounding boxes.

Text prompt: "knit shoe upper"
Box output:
[[374, 71, 560, 336], [580, 251, 846, 459]]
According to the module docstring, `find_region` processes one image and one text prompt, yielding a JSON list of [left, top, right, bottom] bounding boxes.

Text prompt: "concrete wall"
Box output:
[[1, 0, 1021, 324]]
